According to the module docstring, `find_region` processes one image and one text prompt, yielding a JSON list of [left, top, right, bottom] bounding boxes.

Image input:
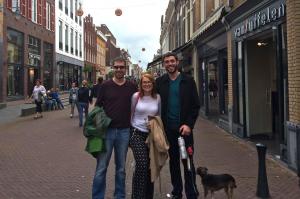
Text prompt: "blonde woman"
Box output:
[[130, 73, 161, 199]]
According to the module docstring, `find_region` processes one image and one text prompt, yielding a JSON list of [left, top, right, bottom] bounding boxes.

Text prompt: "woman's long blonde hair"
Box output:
[[139, 73, 157, 98]]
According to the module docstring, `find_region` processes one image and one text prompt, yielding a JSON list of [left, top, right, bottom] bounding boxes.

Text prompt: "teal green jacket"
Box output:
[[83, 106, 111, 158]]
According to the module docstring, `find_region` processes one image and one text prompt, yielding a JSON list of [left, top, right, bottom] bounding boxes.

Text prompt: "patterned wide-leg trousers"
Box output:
[[129, 130, 154, 199]]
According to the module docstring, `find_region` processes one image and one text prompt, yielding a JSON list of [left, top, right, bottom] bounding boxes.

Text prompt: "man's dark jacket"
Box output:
[[156, 73, 200, 130]]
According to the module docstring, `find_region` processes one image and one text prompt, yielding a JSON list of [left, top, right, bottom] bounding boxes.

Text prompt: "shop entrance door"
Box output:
[[208, 61, 219, 121], [245, 27, 287, 157], [28, 68, 39, 96]]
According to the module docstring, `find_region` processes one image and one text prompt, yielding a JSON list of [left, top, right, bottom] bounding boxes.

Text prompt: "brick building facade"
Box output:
[[0, 0, 55, 102], [97, 24, 120, 69], [156, 0, 300, 172], [83, 14, 97, 83]]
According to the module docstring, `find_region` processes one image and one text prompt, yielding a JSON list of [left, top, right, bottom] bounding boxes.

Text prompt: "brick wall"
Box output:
[[206, 0, 214, 18], [287, 0, 300, 123], [194, 0, 201, 30]]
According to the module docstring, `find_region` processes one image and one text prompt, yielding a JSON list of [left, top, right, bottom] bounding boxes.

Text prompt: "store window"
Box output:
[[28, 35, 41, 67], [7, 28, 24, 96], [44, 42, 53, 90], [237, 41, 244, 125], [28, 35, 41, 95]]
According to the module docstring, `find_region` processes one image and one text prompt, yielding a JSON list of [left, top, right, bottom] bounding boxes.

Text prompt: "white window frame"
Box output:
[[65, 24, 69, 52], [214, 0, 220, 10], [46, 2, 51, 30], [79, 34, 82, 57], [75, 31, 78, 56], [32, 0, 37, 23], [12, 0, 20, 12], [59, 20, 63, 50], [200, 0, 206, 23], [70, 28, 74, 54]]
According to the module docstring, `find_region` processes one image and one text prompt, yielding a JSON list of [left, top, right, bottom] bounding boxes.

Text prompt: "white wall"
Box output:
[[55, 0, 84, 61]]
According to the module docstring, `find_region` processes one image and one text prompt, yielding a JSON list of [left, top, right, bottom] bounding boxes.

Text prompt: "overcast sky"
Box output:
[[83, 0, 169, 69]]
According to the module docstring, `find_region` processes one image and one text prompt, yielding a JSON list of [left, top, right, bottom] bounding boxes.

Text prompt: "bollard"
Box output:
[[296, 125, 300, 187], [256, 143, 270, 198]]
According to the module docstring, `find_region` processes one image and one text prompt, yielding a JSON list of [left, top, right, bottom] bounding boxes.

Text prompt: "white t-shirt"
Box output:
[[32, 85, 46, 101], [131, 92, 161, 133]]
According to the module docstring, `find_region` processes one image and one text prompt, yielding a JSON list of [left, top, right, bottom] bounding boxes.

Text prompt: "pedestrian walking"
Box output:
[[92, 56, 137, 199], [91, 76, 103, 99], [156, 52, 200, 199], [31, 79, 46, 119], [69, 82, 79, 118], [77, 80, 92, 127], [130, 73, 161, 199]]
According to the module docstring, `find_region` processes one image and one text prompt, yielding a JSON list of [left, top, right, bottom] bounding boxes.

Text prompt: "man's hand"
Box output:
[[179, 124, 191, 136]]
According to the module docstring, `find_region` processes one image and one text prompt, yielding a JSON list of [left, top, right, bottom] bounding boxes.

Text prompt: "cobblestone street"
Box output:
[[0, 107, 299, 198]]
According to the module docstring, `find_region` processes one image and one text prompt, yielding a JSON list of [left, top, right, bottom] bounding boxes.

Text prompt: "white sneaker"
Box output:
[[70, 114, 73, 118]]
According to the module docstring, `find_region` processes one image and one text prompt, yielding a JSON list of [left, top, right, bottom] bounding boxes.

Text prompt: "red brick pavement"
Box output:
[[0, 107, 299, 199], [193, 118, 300, 199]]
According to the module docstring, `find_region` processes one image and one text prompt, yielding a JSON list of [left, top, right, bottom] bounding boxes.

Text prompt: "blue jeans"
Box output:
[[92, 128, 130, 199], [77, 102, 88, 126]]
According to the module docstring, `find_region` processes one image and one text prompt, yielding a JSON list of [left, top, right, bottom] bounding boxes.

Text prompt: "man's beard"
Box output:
[[167, 65, 178, 74], [114, 71, 125, 79]]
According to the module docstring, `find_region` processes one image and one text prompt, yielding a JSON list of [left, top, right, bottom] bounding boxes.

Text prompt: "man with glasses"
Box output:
[[93, 56, 137, 199], [156, 52, 200, 199]]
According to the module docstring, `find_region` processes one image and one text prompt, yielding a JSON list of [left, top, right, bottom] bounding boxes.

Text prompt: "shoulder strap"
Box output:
[[131, 92, 140, 120]]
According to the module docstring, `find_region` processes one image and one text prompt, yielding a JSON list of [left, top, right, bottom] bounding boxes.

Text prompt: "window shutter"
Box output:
[[37, 0, 42, 25], [28, 0, 32, 20], [42, 0, 46, 27], [20, 0, 26, 16], [7, 0, 12, 10], [50, 3, 55, 31]]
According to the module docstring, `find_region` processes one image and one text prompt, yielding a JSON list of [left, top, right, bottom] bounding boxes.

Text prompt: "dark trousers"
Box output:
[[35, 100, 43, 113], [166, 127, 199, 199], [129, 128, 154, 199]]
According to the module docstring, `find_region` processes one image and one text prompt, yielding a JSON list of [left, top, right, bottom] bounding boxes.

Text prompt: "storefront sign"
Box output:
[[234, 1, 286, 38]]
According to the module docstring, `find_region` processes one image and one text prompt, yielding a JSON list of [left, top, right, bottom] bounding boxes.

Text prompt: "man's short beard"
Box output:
[[167, 65, 178, 74], [114, 73, 125, 79]]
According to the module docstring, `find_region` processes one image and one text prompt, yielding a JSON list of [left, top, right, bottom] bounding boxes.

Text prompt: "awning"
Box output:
[[172, 39, 193, 53], [191, 5, 225, 40]]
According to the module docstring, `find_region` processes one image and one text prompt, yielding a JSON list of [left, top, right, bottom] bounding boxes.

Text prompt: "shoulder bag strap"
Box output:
[[131, 92, 140, 121]]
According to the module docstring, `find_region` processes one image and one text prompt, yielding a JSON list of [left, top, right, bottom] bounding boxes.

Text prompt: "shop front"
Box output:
[[193, 14, 229, 130], [43, 42, 54, 90], [7, 28, 24, 98], [27, 36, 42, 95], [230, 0, 288, 161], [56, 53, 83, 90]]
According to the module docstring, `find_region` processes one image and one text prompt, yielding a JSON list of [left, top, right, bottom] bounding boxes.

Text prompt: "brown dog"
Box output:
[[196, 167, 237, 199]]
